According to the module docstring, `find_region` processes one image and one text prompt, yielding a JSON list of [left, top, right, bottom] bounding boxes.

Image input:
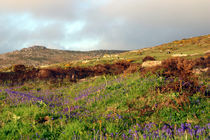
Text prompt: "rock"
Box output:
[[38, 69, 52, 78], [142, 61, 162, 68], [172, 54, 188, 57], [82, 60, 89, 64], [205, 50, 210, 55], [190, 53, 199, 56], [192, 68, 209, 75], [39, 65, 50, 68]]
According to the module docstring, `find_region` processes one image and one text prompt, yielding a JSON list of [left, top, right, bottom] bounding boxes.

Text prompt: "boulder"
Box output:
[[38, 69, 52, 78], [142, 61, 162, 68], [172, 54, 188, 57], [193, 68, 209, 75], [205, 50, 210, 55]]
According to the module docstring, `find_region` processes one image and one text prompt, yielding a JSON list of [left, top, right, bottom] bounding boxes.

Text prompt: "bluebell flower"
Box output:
[[143, 134, 147, 139]]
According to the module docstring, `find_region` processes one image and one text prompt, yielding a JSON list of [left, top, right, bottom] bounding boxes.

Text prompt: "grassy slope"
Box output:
[[0, 35, 209, 139], [53, 34, 209, 68]]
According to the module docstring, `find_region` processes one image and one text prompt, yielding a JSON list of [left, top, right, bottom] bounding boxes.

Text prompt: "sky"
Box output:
[[0, 0, 209, 53]]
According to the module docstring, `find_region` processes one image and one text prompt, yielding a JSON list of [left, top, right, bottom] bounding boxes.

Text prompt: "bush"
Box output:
[[142, 56, 156, 62]]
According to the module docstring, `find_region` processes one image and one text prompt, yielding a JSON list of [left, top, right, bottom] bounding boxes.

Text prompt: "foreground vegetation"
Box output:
[[0, 65, 209, 139]]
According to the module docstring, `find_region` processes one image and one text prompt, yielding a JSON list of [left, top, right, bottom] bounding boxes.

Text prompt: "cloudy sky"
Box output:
[[0, 0, 209, 53]]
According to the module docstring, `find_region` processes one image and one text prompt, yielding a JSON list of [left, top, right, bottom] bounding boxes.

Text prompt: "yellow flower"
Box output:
[[13, 114, 20, 121]]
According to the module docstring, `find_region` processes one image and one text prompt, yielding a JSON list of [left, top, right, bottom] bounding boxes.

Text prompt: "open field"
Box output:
[[0, 35, 209, 139]]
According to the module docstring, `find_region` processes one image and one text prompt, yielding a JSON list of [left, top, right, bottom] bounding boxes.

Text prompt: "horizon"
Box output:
[[0, 0, 209, 53], [4, 45, 131, 54]]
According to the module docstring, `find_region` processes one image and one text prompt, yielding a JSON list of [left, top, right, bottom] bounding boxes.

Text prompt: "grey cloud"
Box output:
[[0, 0, 209, 53], [0, 0, 88, 21], [0, 14, 67, 53], [73, 0, 210, 49]]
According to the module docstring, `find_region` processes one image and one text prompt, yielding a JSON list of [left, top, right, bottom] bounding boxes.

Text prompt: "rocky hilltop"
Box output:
[[0, 46, 127, 68]]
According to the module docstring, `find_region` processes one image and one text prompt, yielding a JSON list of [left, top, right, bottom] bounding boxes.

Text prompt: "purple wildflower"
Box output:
[[143, 134, 147, 139]]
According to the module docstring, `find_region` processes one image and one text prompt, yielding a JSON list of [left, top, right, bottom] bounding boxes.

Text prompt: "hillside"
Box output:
[[0, 35, 209, 69], [118, 34, 210, 62], [0, 34, 209, 139], [0, 46, 127, 68], [0, 35, 209, 82], [58, 34, 210, 68]]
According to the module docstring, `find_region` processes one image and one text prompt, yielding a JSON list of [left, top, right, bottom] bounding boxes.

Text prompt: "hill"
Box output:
[[0, 46, 127, 68], [61, 34, 210, 67], [118, 34, 209, 62]]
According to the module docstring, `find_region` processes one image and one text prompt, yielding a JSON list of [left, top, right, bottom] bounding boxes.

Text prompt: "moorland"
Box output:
[[0, 34, 209, 139]]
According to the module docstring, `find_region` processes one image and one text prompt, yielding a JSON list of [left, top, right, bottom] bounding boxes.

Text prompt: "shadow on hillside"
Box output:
[[0, 60, 137, 86], [0, 55, 209, 87]]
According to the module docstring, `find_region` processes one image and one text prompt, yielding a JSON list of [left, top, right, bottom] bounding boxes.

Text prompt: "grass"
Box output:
[[0, 72, 209, 139]]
